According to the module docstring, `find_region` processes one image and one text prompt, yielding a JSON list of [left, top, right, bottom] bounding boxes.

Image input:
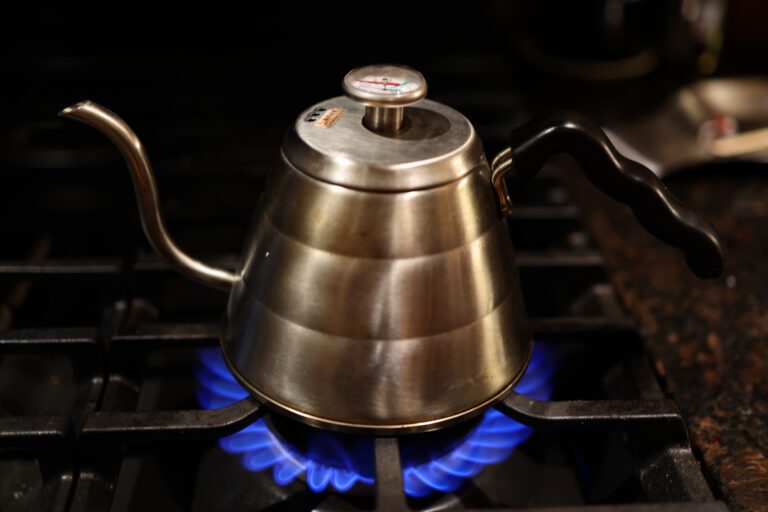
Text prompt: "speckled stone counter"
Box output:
[[563, 164, 768, 512]]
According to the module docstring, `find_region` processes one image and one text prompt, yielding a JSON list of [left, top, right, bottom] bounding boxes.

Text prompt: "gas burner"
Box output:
[[196, 343, 556, 497]]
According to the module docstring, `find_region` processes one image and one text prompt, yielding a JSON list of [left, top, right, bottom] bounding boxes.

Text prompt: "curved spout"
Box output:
[[59, 101, 238, 289]]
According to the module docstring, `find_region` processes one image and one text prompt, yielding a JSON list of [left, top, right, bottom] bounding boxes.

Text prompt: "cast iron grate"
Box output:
[[0, 208, 727, 511]]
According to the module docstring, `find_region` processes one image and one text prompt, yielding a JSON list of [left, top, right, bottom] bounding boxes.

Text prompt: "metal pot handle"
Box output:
[[491, 111, 724, 278]]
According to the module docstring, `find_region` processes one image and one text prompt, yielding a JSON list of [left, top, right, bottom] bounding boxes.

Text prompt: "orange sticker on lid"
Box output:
[[315, 108, 344, 128]]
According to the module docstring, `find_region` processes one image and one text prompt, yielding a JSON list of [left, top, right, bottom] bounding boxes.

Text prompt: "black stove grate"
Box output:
[[0, 225, 726, 511]]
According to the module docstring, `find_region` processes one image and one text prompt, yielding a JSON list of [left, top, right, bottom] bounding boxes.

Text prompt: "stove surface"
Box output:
[[0, 13, 737, 509], [0, 130, 726, 509]]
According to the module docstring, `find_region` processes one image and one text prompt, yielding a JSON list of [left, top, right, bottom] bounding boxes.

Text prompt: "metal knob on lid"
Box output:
[[342, 64, 427, 135]]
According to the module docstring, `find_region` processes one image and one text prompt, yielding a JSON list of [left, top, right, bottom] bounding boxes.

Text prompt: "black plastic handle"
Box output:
[[507, 111, 724, 278]]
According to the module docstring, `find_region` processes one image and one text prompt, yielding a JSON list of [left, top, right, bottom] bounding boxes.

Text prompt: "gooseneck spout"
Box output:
[[59, 101, 238, 289]]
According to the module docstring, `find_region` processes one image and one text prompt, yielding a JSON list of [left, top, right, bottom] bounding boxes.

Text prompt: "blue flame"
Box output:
[[196, 344, 556, 497]]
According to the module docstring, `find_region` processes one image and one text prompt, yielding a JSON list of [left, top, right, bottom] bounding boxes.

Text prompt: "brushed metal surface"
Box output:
[[241, 192, 514, 339], [222, 276, 530, 433], [223, 141, 531, 431], [284, 96, 484, 191], [363, 105, 404, 135], [257, 155, 498, 258]]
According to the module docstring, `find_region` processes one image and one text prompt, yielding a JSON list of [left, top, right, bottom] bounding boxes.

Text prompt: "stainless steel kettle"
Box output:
[[59, 64, 723, 434]]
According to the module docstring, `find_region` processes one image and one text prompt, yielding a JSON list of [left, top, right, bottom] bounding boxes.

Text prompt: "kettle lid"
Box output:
[[282, 64, 485, 191]]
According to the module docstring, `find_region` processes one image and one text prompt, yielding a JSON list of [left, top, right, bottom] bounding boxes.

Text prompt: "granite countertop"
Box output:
[[563, 164, 768, 512]]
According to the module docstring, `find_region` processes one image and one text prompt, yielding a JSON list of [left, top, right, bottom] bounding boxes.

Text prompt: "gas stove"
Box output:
[[0, 47, 731, 511], [0, 148, 726, 511]]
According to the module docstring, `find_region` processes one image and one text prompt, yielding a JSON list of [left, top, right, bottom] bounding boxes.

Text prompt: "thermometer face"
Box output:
[[352, 75, 422, 96], [343, 65, 427, 106]]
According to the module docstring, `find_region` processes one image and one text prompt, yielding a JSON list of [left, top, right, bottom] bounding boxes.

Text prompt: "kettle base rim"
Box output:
[[217, 335, 533, 435]]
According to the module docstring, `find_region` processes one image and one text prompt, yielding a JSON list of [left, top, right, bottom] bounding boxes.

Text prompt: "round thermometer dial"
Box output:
[[353, 75, 421, 96], [343, 65, 427, 107]]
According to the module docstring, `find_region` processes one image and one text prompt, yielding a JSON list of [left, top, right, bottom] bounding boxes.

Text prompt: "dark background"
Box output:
[[0, 1, 765, 318], [2, 1, 767, 121], [0, 3, 767, 511]]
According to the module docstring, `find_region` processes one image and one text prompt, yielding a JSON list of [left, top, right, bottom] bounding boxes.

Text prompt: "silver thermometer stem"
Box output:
[[364, 105, 404, 134]]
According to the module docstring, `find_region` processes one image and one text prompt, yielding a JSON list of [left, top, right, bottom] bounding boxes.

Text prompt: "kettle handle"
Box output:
[[491, 111, 724, 278]]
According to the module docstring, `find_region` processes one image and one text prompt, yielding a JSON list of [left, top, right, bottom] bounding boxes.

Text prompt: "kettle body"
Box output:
[[59, 64, 723, 434], [224, 95, 530, 432]]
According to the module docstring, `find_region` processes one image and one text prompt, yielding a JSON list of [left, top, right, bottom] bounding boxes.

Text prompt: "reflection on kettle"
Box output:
[[59, 64, 723, 434]]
